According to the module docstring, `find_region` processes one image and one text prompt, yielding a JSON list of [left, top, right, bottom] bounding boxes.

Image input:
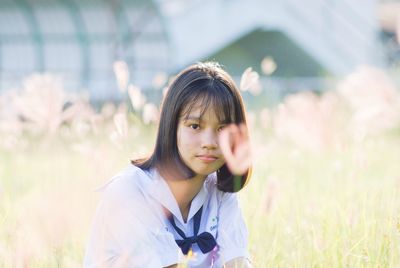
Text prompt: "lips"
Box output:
[[197, 155, 218, 162]]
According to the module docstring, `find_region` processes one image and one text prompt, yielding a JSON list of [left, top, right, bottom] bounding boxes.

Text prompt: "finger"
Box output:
[[238, 123, 248, 139], [219, 124, 236, 146], [229, 125, 240, 150], [231, 124, 248, 150], [219, 127, 234, 158], [218, 124, 252, 175]]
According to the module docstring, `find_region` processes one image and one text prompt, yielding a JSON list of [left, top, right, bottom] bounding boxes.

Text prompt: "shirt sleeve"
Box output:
[[83, 175, 181, 268], [216, 192, 249, 265]]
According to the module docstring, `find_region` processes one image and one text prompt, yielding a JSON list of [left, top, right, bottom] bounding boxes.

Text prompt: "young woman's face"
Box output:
[[177, 104, 227, 179]]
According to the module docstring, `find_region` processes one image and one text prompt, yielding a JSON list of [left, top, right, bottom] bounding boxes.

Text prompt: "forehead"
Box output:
[[180, 95, 232, 123], [181, 105, 222, 121]]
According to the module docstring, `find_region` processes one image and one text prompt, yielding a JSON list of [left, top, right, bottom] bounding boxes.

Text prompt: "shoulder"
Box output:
[[97, 164, 152, 205]]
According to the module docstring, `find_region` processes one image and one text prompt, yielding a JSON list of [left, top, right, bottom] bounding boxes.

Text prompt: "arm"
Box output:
[[224, 257, 252, 268], [216, 192, 251, 266], [84, 174, 181, 267], [217, 124, 252, 267], [84, 180, 163, 267]]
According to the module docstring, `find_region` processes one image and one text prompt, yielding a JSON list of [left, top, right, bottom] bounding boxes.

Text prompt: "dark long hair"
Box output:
[[132, 62, 251, 192]]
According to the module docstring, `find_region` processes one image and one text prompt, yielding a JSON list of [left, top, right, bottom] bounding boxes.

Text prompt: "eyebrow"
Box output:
[[182, 115, 230, 124], [183, 116, 201, 121]]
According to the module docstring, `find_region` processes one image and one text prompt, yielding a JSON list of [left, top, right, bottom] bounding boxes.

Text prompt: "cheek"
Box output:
[[177, 128, 195, 152]]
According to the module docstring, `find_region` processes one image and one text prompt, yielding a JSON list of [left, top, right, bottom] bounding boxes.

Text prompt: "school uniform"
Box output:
[[84, 164, 249, 268]]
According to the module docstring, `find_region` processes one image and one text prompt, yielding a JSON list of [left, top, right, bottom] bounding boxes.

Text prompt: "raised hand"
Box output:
[[218, 123, 252, 175]]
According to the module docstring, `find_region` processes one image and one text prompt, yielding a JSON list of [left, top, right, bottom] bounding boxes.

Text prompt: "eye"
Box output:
[[217, 125, 226, 132], [189, 124, 200, 130]]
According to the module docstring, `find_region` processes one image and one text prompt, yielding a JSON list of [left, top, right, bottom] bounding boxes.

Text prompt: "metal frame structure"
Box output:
[[0, 0, 171, 100]]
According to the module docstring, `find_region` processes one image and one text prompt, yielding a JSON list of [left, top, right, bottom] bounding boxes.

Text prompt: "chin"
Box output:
[[192, 169, 213, 177], [193, 165, 221, 177], [185, 159, 224, 178]]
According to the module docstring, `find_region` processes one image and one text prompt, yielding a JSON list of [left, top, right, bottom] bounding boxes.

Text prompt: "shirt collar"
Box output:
[[147, 168, 210, 225]]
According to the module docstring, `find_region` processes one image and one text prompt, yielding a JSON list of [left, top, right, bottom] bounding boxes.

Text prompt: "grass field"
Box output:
[[1, 122, 400, 267], [1, 66, 400, 267]]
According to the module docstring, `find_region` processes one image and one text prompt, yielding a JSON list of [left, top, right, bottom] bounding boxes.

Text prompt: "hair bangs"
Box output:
[[180, 79, 236, 124]]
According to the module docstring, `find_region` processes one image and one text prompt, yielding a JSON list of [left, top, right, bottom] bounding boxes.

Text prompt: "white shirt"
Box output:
[[84, 164, 249, 268]]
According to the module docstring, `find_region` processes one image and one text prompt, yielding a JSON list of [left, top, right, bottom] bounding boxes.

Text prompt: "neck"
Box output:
[[165, 174, 206, 222]]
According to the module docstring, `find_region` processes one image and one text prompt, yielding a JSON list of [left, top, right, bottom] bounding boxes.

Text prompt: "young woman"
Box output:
[[84, 62, 252, 268]]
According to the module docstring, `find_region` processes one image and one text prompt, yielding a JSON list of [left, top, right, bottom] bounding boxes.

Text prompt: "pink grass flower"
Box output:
[[240, 67, 262, 95], [142, 103, 159, 125], [261, 56, 277, 76], [259, 108, 271, 130], [113, 60, 130, 92], [152, 72, 168, 89], [262, 177, 280, 215], [338, 65, 400, 137], [113, 112, 129, 139], [128, 85, 146, 111], [273, 91, 339, 151]]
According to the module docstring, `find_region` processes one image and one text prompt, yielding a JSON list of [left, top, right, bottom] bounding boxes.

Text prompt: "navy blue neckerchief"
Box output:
[[166, 206, 217, 255]]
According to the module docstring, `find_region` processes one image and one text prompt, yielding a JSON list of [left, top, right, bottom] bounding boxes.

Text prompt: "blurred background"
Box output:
[[1, 0, 400, 267], [0, 0, 399, 101]]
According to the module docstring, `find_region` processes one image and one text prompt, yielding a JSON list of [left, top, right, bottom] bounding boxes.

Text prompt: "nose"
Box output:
[[201, 129, 218, 150]]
